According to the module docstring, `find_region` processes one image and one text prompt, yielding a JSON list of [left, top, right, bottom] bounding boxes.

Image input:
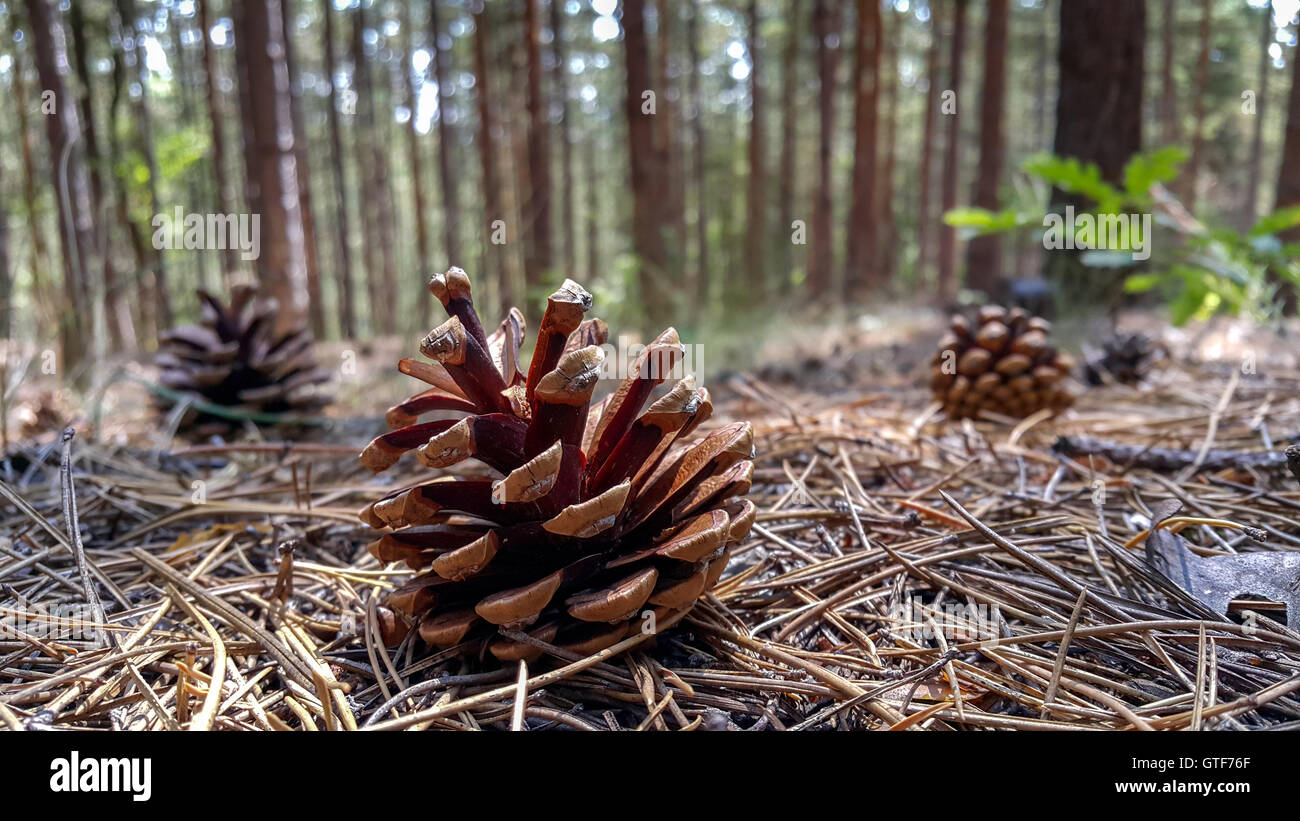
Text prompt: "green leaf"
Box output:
[[1022, 153, 1121, 209], [1122, 146, 1187, 200], [1248, 205, 1300, 237], [1123, 272, 1164, 293]]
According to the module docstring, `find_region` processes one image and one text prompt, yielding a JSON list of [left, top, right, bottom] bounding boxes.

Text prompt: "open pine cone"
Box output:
[[155, 286, 332, 433], [359, 269, 755, 663], [930, 305, 1076, 420], [1083, 332, 1157, 386]]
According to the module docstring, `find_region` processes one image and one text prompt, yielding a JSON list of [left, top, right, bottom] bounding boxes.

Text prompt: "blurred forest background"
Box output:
[[2, 0, 1300, 385]]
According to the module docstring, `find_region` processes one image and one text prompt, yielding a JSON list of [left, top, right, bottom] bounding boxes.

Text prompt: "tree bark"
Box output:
[[550, 0, 576, 275], [430, 0, 462, 283], [523, 0, 552, 290], [915, 0, 941, 285], [877, 5, 897, 286], [1159, 0, 1179, 146], [199, 0, 241, 281], [321, 0, 356, 338], [777, 0, 801, 288], [399, 0, 433, 329], [473, 3, 511, 314], [233, 0, 311, 333], [1274, 0, 1300, 311], [25, 0, 96, 368], [688, 0, 707, 314], [808, 0, 842, 299], [12, 45, 54, 324], [623, 0, 670, 328], [745, 0, 768, 296], [1246, 1, 1272, 228], [937, 0, 967, 304], [965, 0, 1008, 297], [280, 0, 325, 337], [845, 0, 880, 298], [656, 0, 686, 268], [1186, 0, 1211, 211]]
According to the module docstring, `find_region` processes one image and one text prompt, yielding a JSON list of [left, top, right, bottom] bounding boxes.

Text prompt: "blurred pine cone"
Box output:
[[930, 306, 1076, 420], [1083, 333, 1155, 386], [360, 268, 755, 663], [155, 286, 331, 433]]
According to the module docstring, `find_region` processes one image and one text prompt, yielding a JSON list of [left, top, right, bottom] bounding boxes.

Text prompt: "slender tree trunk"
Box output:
[[169, 6, 214, 293], [1159, 0, 1179, 146], [656, 0, 686, 268], [430, 0, 461, 285], [0, 140, 9, 341], [1273, 0, 1300, 312], [965, 0, 1008, 297], [399, 1, 432, 329], [745, 0, 768, 296], [1246, 0, 1273, 228], [916, 1, 941, 284], [549, 0, 576, 275], [474, 4, 511, 314], [877, 5, 897, 286], [233, 0, 310, 333], [321, 0, 356, 338], [1186, 0, 1211, 210], [623, 0, 670, 328], [25, 0, 96, 368], [808, 0, 842, 299], [845, 0, 880, 298], [281, 0, 325, 337], [777, 0, 801, 287], [351, 2, 397, 333], [119, 0, 172, 329], [523, 0, 552, 290], [199, 0, 240, 281], [937, 0, 967, 304], [688, 0, 707, 314], [12, 47, 54, 322]]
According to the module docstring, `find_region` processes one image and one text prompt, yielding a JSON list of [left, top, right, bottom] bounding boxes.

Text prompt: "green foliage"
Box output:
[[943, 146, 1300, 325]]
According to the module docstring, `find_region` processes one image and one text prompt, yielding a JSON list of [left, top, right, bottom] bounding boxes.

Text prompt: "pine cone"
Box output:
[[930, 305, 1076, 420], [1083, 333, 1155, 386], [155, 286, 331, 433], [359, 269, 755, 663]]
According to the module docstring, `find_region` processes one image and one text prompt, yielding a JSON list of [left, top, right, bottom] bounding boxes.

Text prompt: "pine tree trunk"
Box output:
[[777, 0, 801, 287], [845, 0, 880, 298], [915, 1, 941, 284], [1273, 0, 1300, 312], [656, 0, 686, 268], [623, 0, 671, 328], [321, 0, 356, 338], [1186, 0, 1211, 211], [199, 0, 240, 283], [745, 0, 768, 296], [1246, 0, 1272, 228], [1159, 0, 1179, 146], [281, 0, 325, 337], [233, 0, 311, 333], [688, 0, 707, 314], [350, 2, 397, 333], [877, 6, 897, 286], [25, 0, 96, 369], [398, 0, 433, 330], [965, 0, 1008, 297], [808, 0, 842, 299], [937, 0, 968, 304], [549, 0, 575, 275], [474, 4, 511, 314], [12, 46, 54, 322], [523, 0, 552, 290]]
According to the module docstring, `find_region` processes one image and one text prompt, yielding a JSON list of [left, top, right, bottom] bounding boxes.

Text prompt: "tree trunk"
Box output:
[[915, 0, 941, 284], [808, 0, 842, 299], [169, 5, 215, 293], [745, 0, 768, 296], [12, 45, 54, 325], [777, 0, 801, 287], [1246, 0, 1273, 228], [430, 0, 461, 284], [965, 0, 1008, 297], [688, 0, 707, 314], [656, 0, 686, 268], [623, 0, 670, 328], [233, 0, 311, 333], [1048, 0, 1146, 309], [199, 0, 241, 281], [1273, 0, 1300, 311], [937, 0, 967, 304], [119, 0, 172, 329], [877, 5, 897, 286], [474, 4, 511, 314], [25, 0, 96, 369], [399, 0, 433, 329], [280, 0, 325, 337], [1159, 0, 1179, 146], [321, 0, 356, 338], [550, 0, 576, 275], [845, 0, 880, 298], [523, 0, 552, 291], [1186, 0, 1211, 211]]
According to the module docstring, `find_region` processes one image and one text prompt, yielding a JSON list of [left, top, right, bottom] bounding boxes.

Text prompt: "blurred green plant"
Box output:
[[944, 147, 1300, 325]]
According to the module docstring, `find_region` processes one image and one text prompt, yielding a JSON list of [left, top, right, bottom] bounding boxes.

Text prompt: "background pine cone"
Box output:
[[930, 305, 1076, 421], [1083, 332, 1157, 386], [360, 268, 755, 664], [155, 286, 332, 433]]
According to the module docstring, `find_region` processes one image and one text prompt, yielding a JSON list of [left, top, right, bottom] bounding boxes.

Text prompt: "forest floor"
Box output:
[[3, 308, 1300, 730]]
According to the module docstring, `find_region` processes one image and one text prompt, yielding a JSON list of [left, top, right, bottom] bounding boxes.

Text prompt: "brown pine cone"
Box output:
[[930, 305, 1076, 420]]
